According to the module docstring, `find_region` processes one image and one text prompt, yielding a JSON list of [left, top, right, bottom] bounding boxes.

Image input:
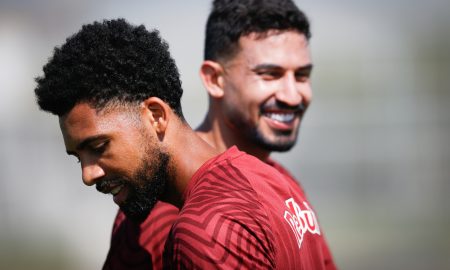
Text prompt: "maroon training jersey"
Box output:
[[266, 158, 337, 269], [102, 201, 178, 270], [163, 146, 337, 269]]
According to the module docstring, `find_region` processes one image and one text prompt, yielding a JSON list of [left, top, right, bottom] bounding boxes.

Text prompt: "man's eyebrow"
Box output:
[[296, 64, 314, 76], [252, 64, 283, 71], [66, 135, 108, 156], [252, 63, 314, 71], [297, 64, 313, 71]]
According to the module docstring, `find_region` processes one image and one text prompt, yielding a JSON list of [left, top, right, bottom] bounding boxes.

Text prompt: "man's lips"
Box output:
[[260, 105, 305, 131], [95, 179, 129, 206], [263, 113, 297, 131], [263, 111, 297, 123], [96, 180, 124, 195], [261, 102, 305, 122], [110, 184, 124, 196], [112, 185, 128, 205], [97, 181, 128, 205]]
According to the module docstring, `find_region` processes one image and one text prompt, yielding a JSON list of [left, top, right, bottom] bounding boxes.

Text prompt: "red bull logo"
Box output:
[[284, 198, 321, 248]]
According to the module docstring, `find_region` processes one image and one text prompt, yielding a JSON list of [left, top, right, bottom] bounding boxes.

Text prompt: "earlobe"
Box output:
[[142, 97, 169, 135], [200, 60, 225, 98]]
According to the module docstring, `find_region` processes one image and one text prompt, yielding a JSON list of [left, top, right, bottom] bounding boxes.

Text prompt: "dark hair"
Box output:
[[204, 0, 311, 61], [35, 18, 184, 117]]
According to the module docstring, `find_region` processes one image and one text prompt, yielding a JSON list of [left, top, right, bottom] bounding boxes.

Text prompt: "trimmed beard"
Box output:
[[223, 100, 303, 152], [226, 111, 300, 152], [121, 149, 170, 222], [251, 125, 299, 152]]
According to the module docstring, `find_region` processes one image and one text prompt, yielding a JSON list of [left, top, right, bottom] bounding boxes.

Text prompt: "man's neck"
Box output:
[[195, 111, 271, 162], [161, 120, 220, 208]]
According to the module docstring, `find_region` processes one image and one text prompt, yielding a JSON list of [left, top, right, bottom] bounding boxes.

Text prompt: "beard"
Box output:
[[96, 147, 171, 223], [225, 101, 304, 152], [251, 126, 299, 152], [120, 150, 170, 222]]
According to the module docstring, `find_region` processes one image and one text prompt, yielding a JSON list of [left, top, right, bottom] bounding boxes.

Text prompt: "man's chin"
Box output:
[[121, 206, 151, 223], [119, 198, 156, 223], [254, 131, 298, 152], [262, 141, 296, 152]]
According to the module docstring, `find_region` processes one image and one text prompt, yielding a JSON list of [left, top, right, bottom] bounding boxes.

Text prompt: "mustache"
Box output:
[[261, 100, 307, 113], [96, 178, 125, 193]]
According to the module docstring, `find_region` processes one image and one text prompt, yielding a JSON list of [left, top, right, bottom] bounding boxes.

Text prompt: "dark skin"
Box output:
[[59, 97, 219, 209]]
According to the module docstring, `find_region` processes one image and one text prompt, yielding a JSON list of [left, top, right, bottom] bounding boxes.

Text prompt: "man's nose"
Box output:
[[81, 163, 105, 186], [275, 74, 304, 107]]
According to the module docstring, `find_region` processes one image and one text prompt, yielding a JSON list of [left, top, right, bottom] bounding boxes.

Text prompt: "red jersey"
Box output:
[[104, 147, 336, 269], [102, 201, 178, 270], [163, 147, 337, 269], [266, 158, 336, 269]]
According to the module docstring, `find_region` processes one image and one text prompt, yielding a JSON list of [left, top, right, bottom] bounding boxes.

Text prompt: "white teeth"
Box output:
[[266, 113, 295, 123], [110, 185, 122, 196]]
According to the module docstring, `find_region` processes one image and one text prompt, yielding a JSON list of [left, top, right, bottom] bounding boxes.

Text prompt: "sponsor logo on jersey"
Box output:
[[284, 198, 321, 249]]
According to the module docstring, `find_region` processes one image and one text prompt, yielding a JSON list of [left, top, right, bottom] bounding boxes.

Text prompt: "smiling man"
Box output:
[[197, 28, 312, 159], [35, 19, 193, 225], [197, 1, 336, 268], [35, 18, 335, 269], [60, 102, 171, 221], [104, 1, 336, 270]]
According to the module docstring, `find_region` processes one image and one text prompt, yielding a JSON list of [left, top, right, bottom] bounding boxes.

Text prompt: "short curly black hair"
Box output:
[[204, 0, 311, 61], [35, 18, 184, 117]]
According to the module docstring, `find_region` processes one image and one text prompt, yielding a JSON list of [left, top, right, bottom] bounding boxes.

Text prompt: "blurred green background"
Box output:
[[0, 0, 449, 269]]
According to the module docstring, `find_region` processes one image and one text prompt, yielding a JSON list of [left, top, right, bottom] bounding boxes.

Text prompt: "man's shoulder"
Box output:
[[177, 160, 272, 233], [167, 189, 277, 269], [265, 157, 308, 196], [266, 157, 297, 181], [167, 149, 278, 267], [185, 147, 272, 197]]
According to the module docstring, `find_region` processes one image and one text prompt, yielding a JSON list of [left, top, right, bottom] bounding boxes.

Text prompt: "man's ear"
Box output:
[[141, 97, 169, 135], [199, 60, 225, 98]]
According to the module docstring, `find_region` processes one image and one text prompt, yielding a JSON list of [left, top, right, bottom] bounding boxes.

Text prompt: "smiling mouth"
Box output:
[[263, 112, 296, 123], [96, 180, 123, 195], [96, 180, 128, 205], [261, 110, 302, 132], [110, 185, 124, 196]]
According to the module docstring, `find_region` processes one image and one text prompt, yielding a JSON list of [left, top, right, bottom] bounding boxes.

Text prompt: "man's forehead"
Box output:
[[232, 30, 310, 66], [59, 103, 121, 137], [58, 102, 142, 149], [58, 103, 100, 143], [60, 102, 138, 125]]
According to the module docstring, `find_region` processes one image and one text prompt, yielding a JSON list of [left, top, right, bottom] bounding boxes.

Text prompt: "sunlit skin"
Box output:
[[59, 99, 219, 215], [198, 30, 313, 161]]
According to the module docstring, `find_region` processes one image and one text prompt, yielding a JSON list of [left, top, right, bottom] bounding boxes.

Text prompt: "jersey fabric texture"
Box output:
[[102, 201, 178, 270], [103, 147, 336, 269], [163, 146, 337, 269]]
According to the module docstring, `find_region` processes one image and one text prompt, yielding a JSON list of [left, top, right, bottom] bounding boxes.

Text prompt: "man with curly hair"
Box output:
[[36, 17, 334, 269], [103, 0, 337, 269]]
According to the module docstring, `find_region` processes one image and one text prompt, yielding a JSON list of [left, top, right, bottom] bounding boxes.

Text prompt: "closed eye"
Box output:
[[88, 140, 109, 155], [253, 64, 284, 80], [66, 136, 110, 163], [257, 70, 283, 80], [295, 65, 313, 82]]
